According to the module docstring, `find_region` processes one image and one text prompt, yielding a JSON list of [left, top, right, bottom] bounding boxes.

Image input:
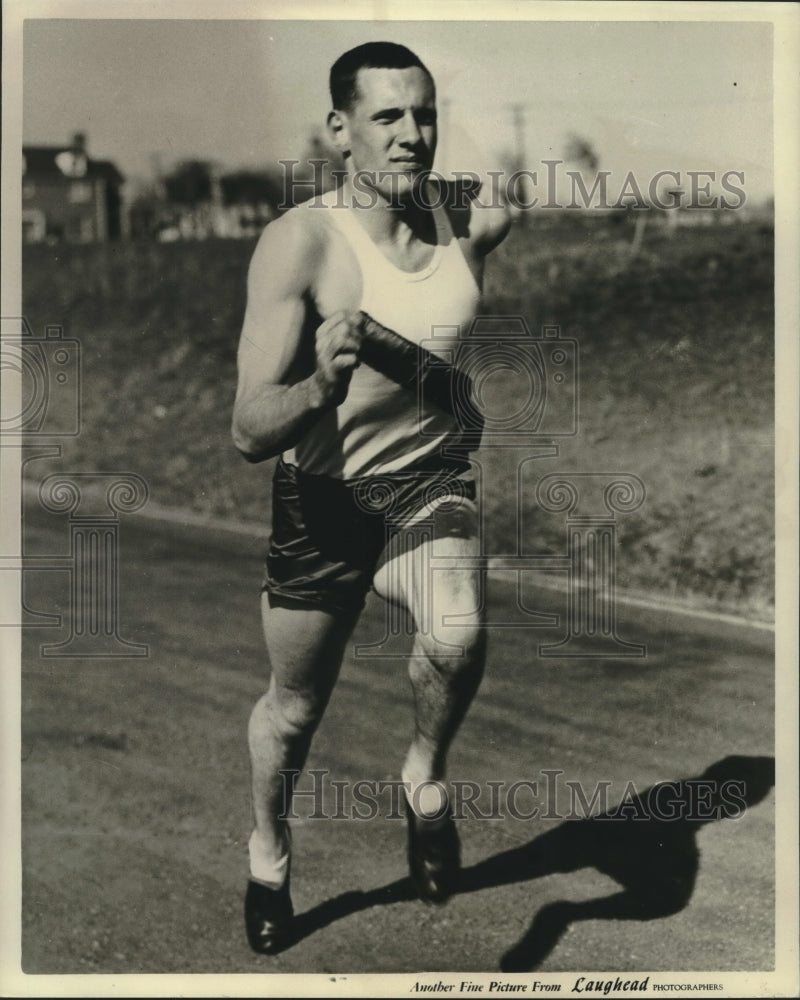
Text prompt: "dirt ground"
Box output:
[[17, 507, 775, 983]]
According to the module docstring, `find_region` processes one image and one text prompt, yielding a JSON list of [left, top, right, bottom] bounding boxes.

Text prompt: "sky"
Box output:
[[21, 16, 775, 203]]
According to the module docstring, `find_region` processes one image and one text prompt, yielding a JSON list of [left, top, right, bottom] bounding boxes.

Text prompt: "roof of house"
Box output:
[[22, 145, 124, 184]]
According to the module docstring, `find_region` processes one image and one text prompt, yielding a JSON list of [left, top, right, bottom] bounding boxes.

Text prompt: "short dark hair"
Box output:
[[329, 41, 433, 111]]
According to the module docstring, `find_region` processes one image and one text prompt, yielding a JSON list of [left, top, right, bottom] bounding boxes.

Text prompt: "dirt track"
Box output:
[[20, 507, 774, 977]]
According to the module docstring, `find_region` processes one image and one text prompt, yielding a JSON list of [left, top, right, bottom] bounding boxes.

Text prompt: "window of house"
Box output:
[[22, 209, 46, 243], [69, 182, 93, 204]]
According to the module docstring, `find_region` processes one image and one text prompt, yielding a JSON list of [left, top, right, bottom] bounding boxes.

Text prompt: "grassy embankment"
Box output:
[[21, 215, 774, 617]]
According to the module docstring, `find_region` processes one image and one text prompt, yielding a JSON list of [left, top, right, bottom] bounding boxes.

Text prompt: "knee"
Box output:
[[252, 687, 325, 745], [418, 622, 486, 680]]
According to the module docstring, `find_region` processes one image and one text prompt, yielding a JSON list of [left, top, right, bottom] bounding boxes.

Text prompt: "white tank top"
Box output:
[[283, 193, 482, 479]]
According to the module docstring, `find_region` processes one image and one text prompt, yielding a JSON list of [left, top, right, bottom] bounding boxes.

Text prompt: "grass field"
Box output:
[[20, 213, 774, 616]]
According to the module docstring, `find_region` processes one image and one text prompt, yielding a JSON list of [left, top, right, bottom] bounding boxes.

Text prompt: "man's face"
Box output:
[[337, 65, 437, 202]]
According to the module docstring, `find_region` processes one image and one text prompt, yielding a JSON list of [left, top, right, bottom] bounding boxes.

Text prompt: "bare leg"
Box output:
[[373, 506, 485, 902], [248, 596, 358, 868], [373, 507, 486, 799], [404, 620, 486, 790]]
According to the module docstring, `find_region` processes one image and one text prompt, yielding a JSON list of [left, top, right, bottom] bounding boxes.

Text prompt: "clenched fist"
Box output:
[[309, 311, 363, 408]]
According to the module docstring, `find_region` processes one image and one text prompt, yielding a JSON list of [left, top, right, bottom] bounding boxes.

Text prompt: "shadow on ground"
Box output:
[[290, 754, 774, 970]]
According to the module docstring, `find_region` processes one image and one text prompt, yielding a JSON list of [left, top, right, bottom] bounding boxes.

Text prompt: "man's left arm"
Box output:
[[469, 173, 513, 256], [442, 172, 512, 262]]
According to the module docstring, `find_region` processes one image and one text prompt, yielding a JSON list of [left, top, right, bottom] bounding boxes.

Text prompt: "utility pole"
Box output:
[[509, 102, 529, 223], [150, 152, 166, 199], [510, 102, 526, 171]]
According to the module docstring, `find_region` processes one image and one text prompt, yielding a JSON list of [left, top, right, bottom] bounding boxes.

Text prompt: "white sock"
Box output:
[[401, 767, 449, 824], [248, 829, 290, 889]]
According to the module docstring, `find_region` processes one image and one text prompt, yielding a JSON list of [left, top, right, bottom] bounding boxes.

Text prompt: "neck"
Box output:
[[341, 174, 435, 243]]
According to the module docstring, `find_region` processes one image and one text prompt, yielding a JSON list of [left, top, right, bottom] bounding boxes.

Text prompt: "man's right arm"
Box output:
[[231, 212, 361, 464]]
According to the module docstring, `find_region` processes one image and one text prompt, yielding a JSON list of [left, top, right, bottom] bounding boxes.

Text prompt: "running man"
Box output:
[[232, 41, 510, 954]]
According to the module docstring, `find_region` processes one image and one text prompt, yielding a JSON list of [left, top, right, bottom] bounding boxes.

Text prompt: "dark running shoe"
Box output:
[[244, 876, 295, 955], [405, 799, 461, 904]]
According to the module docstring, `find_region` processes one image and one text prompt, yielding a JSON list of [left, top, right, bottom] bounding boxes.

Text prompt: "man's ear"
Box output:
[[327, 110, 350, 156]]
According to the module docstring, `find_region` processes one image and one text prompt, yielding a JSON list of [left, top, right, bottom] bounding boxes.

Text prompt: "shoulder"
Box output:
[[247, 199, 336, 295], [434, 175, 512, 255]]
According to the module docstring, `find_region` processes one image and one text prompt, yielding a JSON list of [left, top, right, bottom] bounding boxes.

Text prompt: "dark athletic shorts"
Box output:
[[263, 456, 477, 616]]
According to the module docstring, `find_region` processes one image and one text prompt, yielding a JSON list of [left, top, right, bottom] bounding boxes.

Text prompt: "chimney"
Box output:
[[71, 132, 87, 155]]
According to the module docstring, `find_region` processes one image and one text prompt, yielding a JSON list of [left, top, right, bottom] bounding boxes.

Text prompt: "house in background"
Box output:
[[22, 133, 125, 243]]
